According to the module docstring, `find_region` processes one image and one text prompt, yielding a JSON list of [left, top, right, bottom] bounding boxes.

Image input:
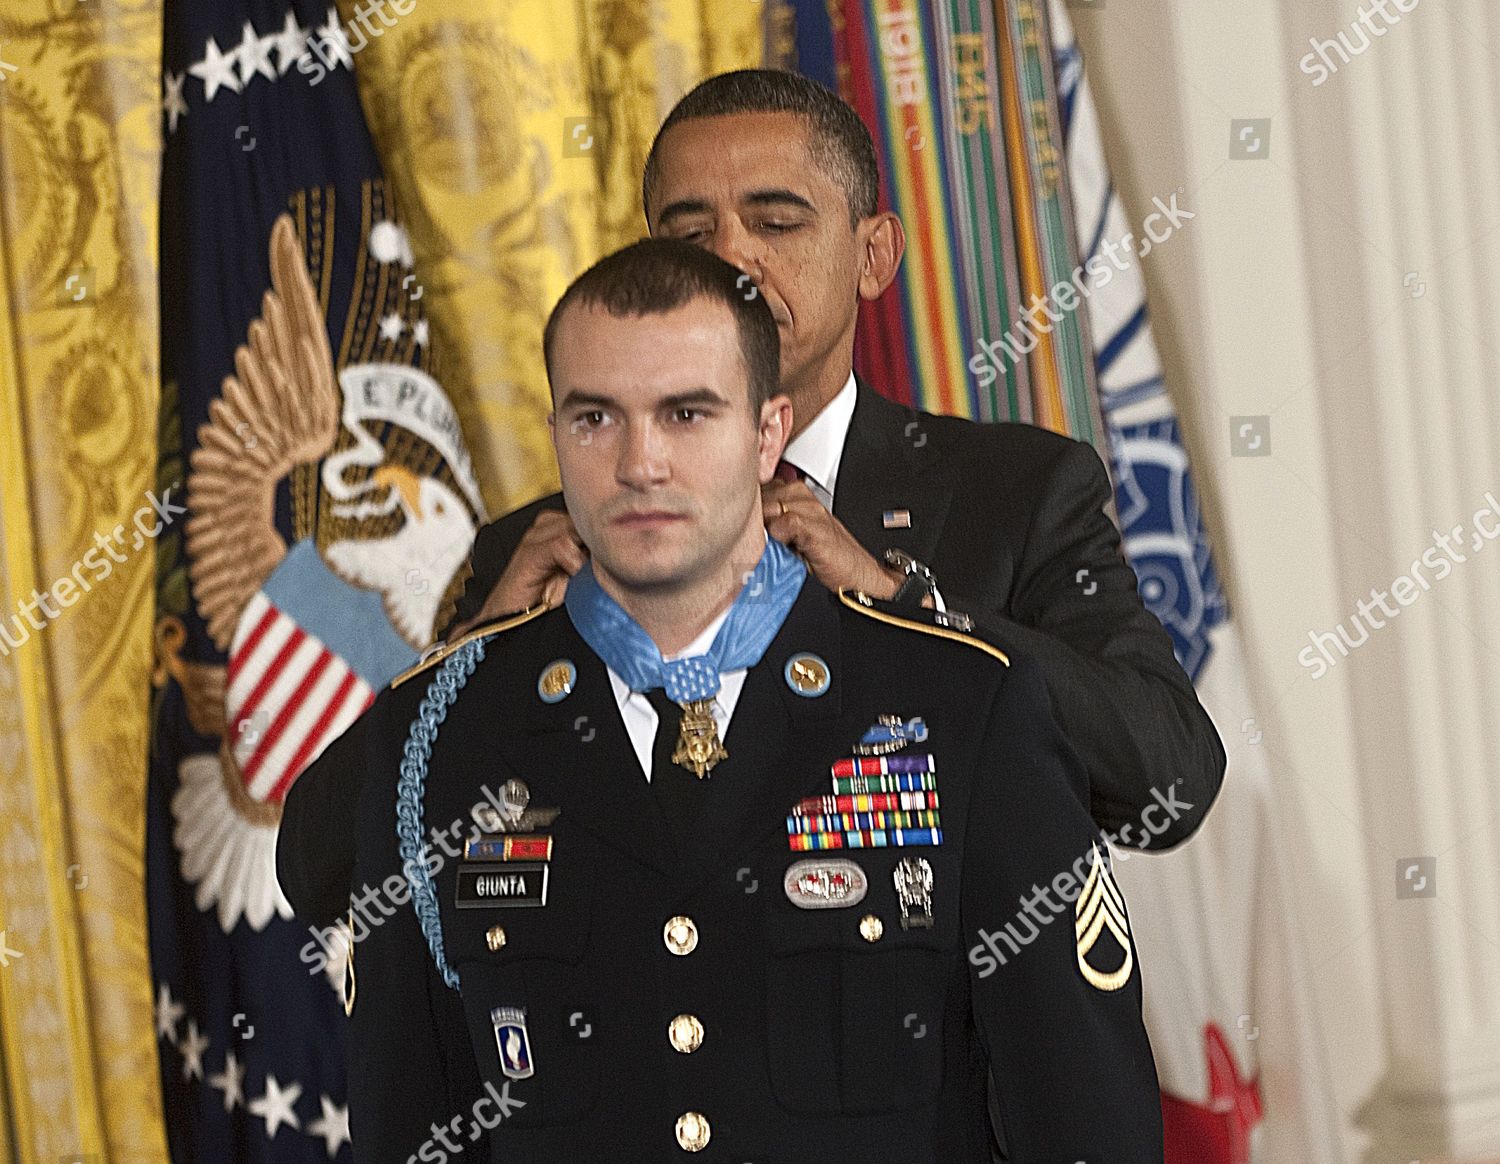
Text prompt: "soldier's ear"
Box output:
[[757, 394, 794, 482]]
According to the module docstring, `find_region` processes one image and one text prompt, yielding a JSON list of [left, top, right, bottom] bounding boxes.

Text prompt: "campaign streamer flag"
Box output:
[[776, 0, 1106, 453], [1049, 2, 1343, 1160], [148, 1, 485, 1158]]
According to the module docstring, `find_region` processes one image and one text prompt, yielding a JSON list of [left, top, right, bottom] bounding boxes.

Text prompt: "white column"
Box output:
[[1307, 3, 1500, 1154], [1077, 0, 1500, 1158]]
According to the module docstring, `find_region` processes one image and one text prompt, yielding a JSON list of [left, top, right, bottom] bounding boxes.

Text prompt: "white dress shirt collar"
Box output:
[[781, 372, 857, 503]]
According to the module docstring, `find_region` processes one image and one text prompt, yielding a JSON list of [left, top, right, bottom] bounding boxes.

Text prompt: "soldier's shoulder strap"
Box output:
[[836, 589, 1009, 667], [391, 603, 553, 690]]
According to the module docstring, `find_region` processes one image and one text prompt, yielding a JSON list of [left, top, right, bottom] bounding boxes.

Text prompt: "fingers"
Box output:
[[478, 509, 590, 616], [762, 498, 803, 552], [760, 478, 818, 508], [517, 514, 585, 565], [529, 511, 587, 573], [761, 480, 819, 544], [759, 493, 889, 594], [541, 573, 571, 608], [443, 511, 582, 642], [531, 509, 576, 534], [474, 587, 519, 624], [552, 530, 588, 575]]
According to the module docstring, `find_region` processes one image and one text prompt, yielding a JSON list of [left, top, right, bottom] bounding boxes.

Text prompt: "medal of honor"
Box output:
[[671, 697, 727, 778], [564, 541, 806, 783]]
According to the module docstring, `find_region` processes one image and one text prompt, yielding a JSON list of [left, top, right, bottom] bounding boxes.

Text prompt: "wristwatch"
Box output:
[[883, 549, 938, 608]]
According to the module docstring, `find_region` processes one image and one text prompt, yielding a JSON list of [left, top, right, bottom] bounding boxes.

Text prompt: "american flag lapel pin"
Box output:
[[882, 509, 912, 529]]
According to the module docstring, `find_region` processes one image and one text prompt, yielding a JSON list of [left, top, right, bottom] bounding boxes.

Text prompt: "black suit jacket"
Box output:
[[341, 582, 1163, 1162], [445, 383, 1224, 850]]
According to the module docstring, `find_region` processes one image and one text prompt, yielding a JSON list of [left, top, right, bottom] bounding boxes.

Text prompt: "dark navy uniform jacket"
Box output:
[[334, 580, 1163, 1162]]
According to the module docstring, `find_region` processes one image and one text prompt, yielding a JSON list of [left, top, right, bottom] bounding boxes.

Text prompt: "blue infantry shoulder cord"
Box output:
[[395, 638, 486, 990]]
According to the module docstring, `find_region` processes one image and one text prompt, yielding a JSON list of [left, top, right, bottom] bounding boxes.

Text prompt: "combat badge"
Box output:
[[853, 715, 929, 756], [893, 857, 934, 929], [1075, 843, 1133, 992], [783, 858, 868, 909], [492, 1006, 535, 1080]]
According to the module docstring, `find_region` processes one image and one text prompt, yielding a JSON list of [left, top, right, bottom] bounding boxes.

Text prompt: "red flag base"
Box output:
[[1161, 1023, 1265, 1164]]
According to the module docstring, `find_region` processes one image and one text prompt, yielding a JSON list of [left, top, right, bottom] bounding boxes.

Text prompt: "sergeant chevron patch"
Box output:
[[1075, 843, 1134, 992]]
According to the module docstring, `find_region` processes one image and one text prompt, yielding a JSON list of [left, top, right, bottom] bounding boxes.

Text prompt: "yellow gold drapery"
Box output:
[[0, 1, 169, 1161], [338, 0, 765, 517]]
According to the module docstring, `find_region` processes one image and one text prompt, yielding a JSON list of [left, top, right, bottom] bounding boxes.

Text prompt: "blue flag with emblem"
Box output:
[[147, 1, 485, 1157]]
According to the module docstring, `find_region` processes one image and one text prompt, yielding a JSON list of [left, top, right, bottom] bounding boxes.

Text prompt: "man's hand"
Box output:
[[762, 479, 903, 599], [449, 510, 586, 638]]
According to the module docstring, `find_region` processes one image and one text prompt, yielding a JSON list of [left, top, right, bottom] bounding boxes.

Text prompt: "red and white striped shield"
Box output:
[[226, 591, 374, 805]]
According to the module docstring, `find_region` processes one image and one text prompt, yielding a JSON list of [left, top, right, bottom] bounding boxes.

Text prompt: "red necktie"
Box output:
[[774, 460, 802, 484]]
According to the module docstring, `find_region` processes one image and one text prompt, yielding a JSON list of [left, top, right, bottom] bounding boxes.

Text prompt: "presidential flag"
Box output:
[[148, 1, 484, 1157]]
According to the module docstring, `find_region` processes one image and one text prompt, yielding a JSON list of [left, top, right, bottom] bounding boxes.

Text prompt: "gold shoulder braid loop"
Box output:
[[836, 590, 1009, 667], [391, 602, 552, 689]]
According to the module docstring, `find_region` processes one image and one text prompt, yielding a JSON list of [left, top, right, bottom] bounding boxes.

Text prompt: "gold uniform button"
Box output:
[[668, 1013, 705, 1054], [675, 1110, 711, 1152], [486, 925, 507, 952], [858, 913, 884, 942], [663, 915, 699, 956]]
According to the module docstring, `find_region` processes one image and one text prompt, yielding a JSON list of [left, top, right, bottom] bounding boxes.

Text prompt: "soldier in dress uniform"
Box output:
[[322, 239, 1162, 1162]]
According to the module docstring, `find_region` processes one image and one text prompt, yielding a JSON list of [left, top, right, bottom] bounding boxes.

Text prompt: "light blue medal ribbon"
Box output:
[[565, 536, 807, 701]]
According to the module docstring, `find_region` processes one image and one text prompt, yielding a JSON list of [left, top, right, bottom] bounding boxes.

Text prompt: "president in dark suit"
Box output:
[[329, 238, 1163, 1162], [444, 69, 1223, 850]]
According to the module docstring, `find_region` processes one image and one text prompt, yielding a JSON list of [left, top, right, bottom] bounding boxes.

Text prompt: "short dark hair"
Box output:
[[642, 69, 880, 227], [543, 238, 780, 413]]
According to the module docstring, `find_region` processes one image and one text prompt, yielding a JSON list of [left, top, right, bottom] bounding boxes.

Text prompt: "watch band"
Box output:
[[892, 573, 930, 606], [884, 549, 937, 608]]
